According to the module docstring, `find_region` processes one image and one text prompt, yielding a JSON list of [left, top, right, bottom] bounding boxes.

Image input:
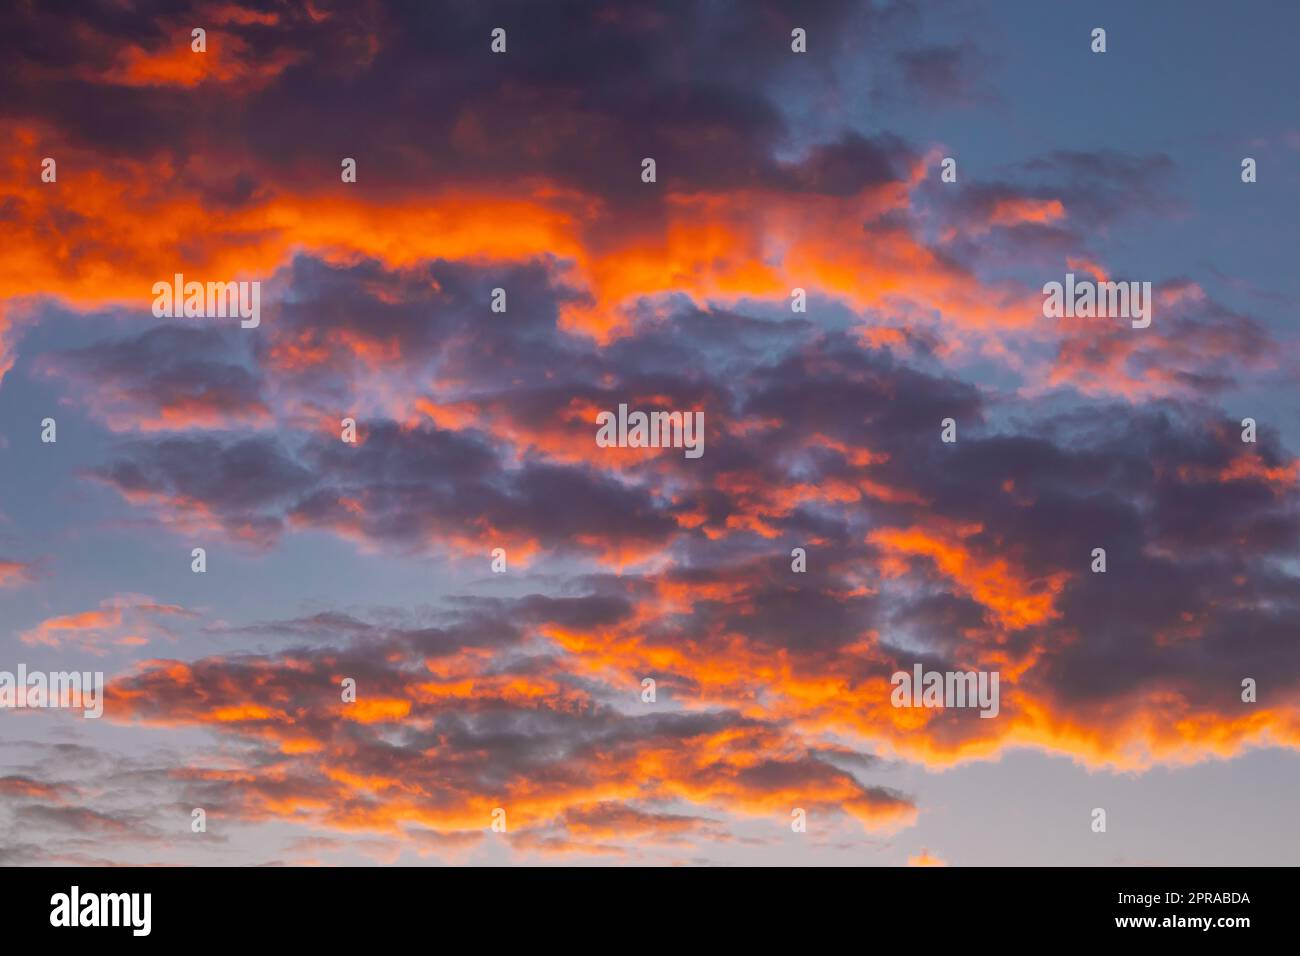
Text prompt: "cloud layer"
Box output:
[[2, 0, 1298, 865]]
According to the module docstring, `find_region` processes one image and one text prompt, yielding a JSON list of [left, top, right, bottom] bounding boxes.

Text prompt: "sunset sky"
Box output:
[[2, 0, 1299, 866]]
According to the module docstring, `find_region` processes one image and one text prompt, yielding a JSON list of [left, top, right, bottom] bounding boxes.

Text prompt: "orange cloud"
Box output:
[[20, 598, 194, 654], [869, 523, 1069, 630], [102, 643, 919, 847], [0, 115, 1045, 390], [0, 559, 34, 588], [908, 848, 948, 866]]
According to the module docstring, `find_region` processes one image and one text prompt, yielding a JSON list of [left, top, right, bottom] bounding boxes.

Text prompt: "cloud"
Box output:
[[40, 325, 271, 431], [20, 596, 197, 654], [0, 558, 36, 588], [895, 43, 993, 107], [99, 607, 919, 852], [3, 0, 1300, 866], [908, 848, 948, 866]]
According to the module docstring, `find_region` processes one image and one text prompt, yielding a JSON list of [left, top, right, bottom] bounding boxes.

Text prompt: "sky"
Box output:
[[1, 0, 1299, 866]]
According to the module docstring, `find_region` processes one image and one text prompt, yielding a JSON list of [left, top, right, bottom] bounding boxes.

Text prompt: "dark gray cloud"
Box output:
[[40, 325, 268, 430]]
